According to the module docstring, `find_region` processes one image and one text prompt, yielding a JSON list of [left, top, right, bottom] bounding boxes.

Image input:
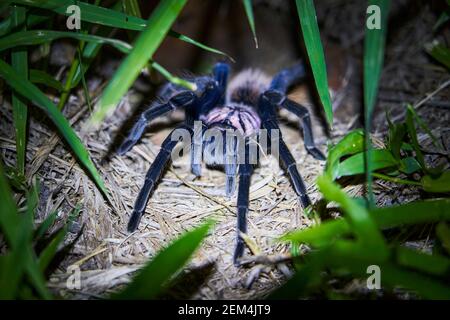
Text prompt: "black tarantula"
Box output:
[[118, 62, 325, 265]]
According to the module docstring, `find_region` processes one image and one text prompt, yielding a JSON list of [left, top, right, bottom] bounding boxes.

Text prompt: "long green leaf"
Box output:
[[242, 0, 258, 48], [295, 0, 333, 126], [114, 221, 212, 299], [364, 0, 390, 206], [0, 30, 132, 53], [11, 5, 28, 176], [0, 58, 108, 196], [91, 0, 189, 125]]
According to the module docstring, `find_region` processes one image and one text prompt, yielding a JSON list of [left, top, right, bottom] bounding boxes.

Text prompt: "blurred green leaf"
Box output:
[[114, 221, 212, 299], [421, 171, 450, 193], [282, 198, 450, 246], [395, 246, 450, 277], [242, 0, 258, 48], [317, 175, 388, 257], [295, 0, 333, 126], [34, 211, 58, 241], [38, 226, 67, 273], [91, 0, 189, 125], [0, 163, 50, 299], [436, 222, 450, 255], [0, 58, 108, 196], [3, 164, 27, 191], [30, 69, 64, 92]]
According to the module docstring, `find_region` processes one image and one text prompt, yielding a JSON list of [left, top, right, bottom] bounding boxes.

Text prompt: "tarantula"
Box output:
[[118, 62, 325, 265]]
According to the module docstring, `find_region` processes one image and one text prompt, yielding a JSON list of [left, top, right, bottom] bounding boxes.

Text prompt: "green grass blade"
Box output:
[[0, 30, 132, 53], [151, 61, 197, 90], [168, 30, 234, 62], [364, 0, 390, 206], [0, 58, 108, 196], [30, 69, 64, 92], [91, 0, 189, 125], [295, 0, 333, 126], [114, 221, 212, 299], [11, 5, 28, 176], [242, 0, 258, 48]]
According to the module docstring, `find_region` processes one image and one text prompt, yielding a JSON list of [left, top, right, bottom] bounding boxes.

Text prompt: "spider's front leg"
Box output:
[[117, 91, 196, 155], [263, 90, 326, 161], [259, 93, 313, 209], [127, 125, 193, 232], [264, 118, 312, 208], [233, 149, 254, 265]]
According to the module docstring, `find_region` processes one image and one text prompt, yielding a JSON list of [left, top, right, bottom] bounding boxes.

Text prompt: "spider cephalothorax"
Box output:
[[118, 62, 325, 265]]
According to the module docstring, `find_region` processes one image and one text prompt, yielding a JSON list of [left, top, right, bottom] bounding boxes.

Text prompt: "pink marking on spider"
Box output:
[[201, 103, 261, 136]]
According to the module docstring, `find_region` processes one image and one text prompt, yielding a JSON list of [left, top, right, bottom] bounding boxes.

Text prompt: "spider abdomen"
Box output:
[[202, 103, 261, 136]]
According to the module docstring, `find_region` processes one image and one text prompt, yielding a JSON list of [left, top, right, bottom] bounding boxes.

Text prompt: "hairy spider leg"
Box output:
[[233, 144, 254, 265], [118, 91, 197, 155], [212, 62, 230, 106], [127, 125, 193, 232], [281, 99, 325, 160], [266, 63, 325, 160], [269, 62, 306, 93], [259, 94, 312, 209], [190, 62, 231, 176]]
